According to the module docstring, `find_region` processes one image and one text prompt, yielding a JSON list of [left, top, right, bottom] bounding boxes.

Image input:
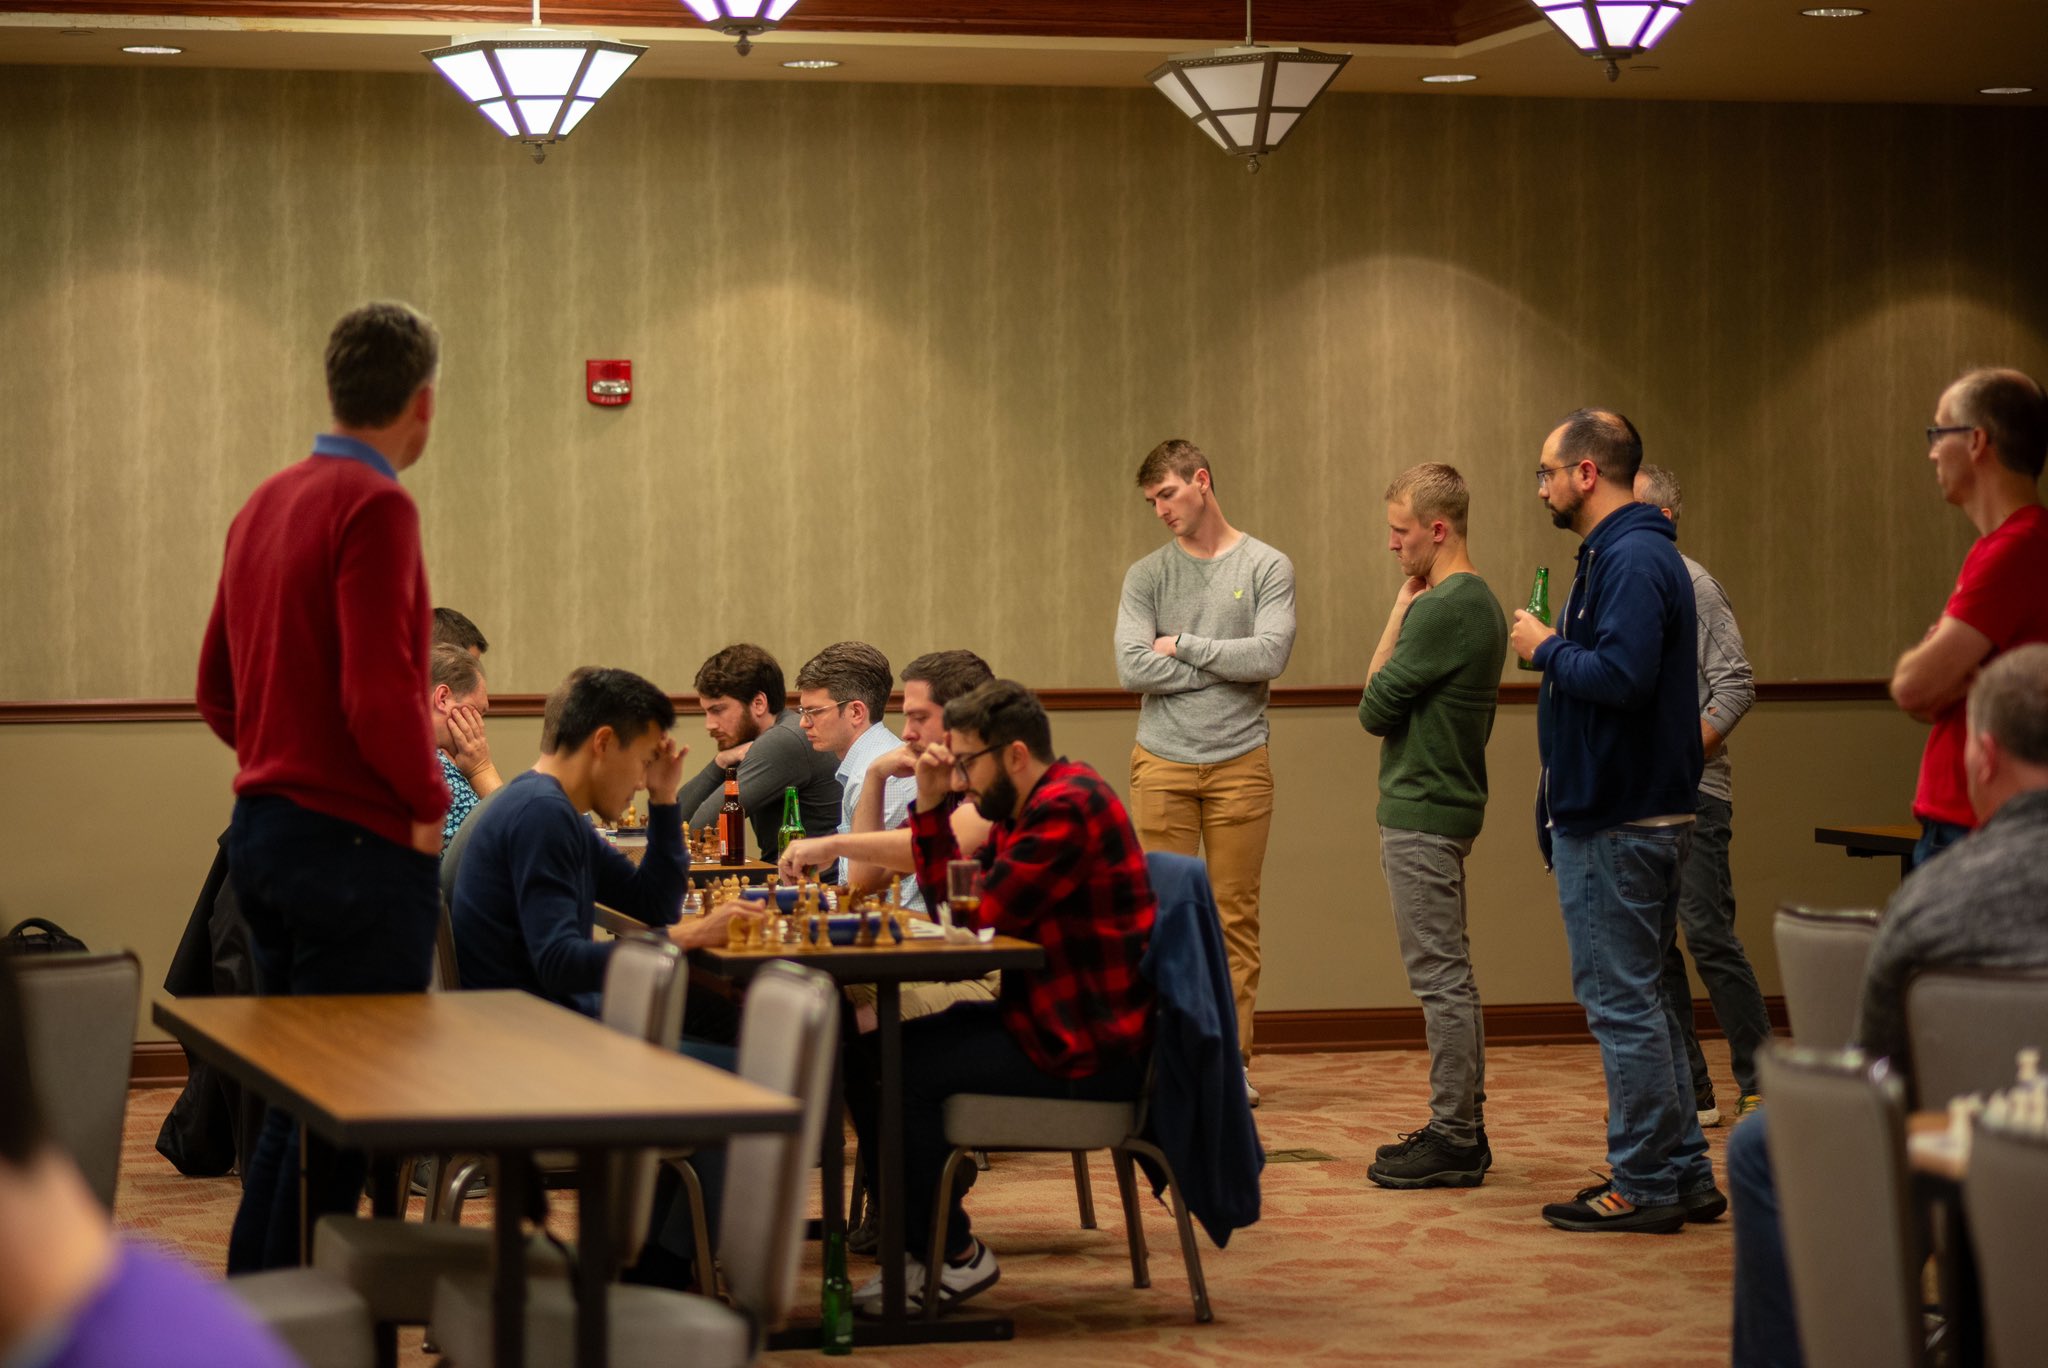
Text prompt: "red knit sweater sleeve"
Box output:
[[336, 488, 448, 826], [196, 559, 237, 748]]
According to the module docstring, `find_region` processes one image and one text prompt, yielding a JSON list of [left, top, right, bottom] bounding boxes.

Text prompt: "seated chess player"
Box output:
[[843, 680, 1156, 1314], [429, 643, 502, 852], [673, 643, 841, 856]]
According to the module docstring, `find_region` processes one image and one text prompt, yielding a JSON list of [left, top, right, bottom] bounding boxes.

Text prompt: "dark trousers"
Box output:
[[843, 1002, 1144, 1261], [1658, 794, 1774, 1100], [224, 795, 439, 1273]]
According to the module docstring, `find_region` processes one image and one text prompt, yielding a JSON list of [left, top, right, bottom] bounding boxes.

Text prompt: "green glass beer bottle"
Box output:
[[1517, 566, 1550, 672], [821, 1228, 854, 1355], [778, 785, 804, 859]]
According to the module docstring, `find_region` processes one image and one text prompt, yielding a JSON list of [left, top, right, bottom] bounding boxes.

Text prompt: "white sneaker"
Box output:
[[1245, 1068, 1261, 1108], [853, 1239, 1000, 1316]]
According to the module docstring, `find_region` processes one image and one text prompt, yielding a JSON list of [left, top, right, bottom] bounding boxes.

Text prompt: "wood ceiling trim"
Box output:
[[23, 0, 1537, 45]]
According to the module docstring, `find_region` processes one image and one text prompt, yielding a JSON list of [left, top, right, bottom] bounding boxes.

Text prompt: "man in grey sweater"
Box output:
[[1116, 438, 1297, 1104], [1636, 466, 1774, 1126]]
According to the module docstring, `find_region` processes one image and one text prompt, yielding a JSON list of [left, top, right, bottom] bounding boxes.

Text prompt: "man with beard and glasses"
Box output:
[[842, 680, 1156, 1315], [674, 643, 841, 857], [1509, 408, 1719, 1235]]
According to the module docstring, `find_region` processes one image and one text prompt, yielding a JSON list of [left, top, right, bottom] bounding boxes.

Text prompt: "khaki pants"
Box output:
[[1129, 743, 1274, 1063]]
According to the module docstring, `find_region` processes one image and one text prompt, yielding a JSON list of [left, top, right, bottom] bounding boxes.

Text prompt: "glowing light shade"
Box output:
[[1148, 3, 1349, 173], [1531, 0, 1693, 81], [678, 0, 802, 55], [424, 26, 646, 162]]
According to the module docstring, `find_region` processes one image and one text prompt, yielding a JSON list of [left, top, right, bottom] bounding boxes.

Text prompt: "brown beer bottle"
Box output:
[[719, 766, 746, 863]]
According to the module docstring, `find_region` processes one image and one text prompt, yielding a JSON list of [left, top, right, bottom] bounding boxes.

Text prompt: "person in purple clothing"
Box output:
[[0, 962, 299, 1368]]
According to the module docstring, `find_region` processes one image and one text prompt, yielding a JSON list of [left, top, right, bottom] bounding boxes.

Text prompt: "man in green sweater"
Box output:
[[1358, 463, 1509, 1188]]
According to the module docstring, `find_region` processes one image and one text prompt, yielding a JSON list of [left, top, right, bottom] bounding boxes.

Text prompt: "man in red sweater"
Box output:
[[196, 300, 450, 1271]]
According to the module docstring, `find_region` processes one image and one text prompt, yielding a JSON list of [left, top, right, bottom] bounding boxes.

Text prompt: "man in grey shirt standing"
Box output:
[[1116, 438, 1297, 1105], [1635, 465, 1773, 1126]]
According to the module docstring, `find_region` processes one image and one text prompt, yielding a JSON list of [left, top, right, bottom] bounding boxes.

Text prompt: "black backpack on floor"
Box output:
[[0, 918, 89, 955]]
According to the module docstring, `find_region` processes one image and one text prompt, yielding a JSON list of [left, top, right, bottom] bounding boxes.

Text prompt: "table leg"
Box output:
[[576, 1147, 614, 1368], [492, 1154, 529, 1368], [368, 1154, 403, 1218], [821, 1050, 847, 1238], [877, 980, 905, 1332]]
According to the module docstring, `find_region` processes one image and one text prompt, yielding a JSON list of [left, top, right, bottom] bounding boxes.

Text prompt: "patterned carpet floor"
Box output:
[[117, 1041, 1743, 1366]]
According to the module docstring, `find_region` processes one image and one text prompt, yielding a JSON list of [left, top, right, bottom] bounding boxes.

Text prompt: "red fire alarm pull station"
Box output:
[[587, 360, 631, 407]]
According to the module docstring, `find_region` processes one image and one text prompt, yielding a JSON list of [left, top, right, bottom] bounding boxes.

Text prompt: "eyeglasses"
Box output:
[[1926, 424, 1975, 447], [1534, 462, 1574, 491], [950, 746, 996, 783], [795, 701, 848, 724]]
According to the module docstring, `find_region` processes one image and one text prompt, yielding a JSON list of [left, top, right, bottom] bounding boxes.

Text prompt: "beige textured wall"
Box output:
[[0, 700, 1915, 1041], [3, 67, 2046, 698]]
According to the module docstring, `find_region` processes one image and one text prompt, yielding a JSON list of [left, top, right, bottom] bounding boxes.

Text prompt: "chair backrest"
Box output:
[[439, 784, 503, 908], [1773, 905, 1882, 1050], [596, 939, 688, 1262], [1903, 967, 2048, 1107], [12, 950, 142, 1211], [1757, 1044, 1923, 1368], [430, 897, 462, 992], [721, 960, 838, 1330], [1963, 1118, 2048, 1368]]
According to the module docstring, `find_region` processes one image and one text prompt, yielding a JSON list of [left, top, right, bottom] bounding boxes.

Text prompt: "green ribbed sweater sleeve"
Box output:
[[1357, 574, 1508, 838]]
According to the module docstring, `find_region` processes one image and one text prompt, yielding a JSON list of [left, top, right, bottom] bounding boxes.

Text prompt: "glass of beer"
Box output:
[[946, 860, 985, 925]]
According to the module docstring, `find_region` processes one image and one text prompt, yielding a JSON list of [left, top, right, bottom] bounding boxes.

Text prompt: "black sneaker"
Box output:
[[1541, 1179, 1686, 1233], [845, 1210, 879, 1257], [1679, 1185, 1728, 1223], [1367, 1129, 1488, 1189], [1376, 1124, 1492, 1171]]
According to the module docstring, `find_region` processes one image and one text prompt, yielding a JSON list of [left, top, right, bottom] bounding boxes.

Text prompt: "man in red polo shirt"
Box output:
[[196, 301, 450, 1271], [1889, 367, 2048, 869]]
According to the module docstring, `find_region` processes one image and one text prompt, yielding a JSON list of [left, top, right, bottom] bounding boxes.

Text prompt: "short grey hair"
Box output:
[[1635, 463, 1684, 526], [1967, 643, 2048, 767]]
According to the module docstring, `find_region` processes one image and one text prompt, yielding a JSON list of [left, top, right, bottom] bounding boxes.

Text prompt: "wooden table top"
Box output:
[[153, 990, 799, 1152], [1907, 1109, 1966, 1181], [692, 932, 1044, 986], [1814, 823, 1920, 854]]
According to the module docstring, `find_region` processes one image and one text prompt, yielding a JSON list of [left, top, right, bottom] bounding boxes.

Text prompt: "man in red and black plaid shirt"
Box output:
[[847, 679, 1156, 1316]]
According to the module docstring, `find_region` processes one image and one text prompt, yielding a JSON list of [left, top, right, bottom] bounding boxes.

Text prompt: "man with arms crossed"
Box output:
[[796, 641, 922, 906], [1509, 409, 1720, 1233], [1357, 464, 1507, 1189], [1889, 368, 2048, 869], [1730, 645, 2048, 1368], [674, 643, 840, 857], [1117, 439, 1296, 1104], [1633, 464, 1772, 1126], [197, 301, 450, 1272]]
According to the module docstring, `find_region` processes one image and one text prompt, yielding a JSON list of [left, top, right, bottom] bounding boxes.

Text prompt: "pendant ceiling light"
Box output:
[[424, 1, 646, 162], [681, 0, 802, 56], [1531, 0, 1693, 81], [1148, 0, 1350, 173]]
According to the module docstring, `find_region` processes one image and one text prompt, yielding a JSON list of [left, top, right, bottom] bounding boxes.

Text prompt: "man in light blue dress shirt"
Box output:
[[795, 641, 922, 909]]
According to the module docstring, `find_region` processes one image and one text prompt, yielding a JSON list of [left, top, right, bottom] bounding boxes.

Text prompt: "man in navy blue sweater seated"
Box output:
[[452, 666, 734, 1014]]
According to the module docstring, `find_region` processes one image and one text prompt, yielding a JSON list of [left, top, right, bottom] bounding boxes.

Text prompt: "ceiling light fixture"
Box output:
[[424, 1, 646, 164], [680, 1, 801, 57], [1979, 86, 2033, 95], [1149, 0, 1350, 173], [1530, 1, 1693, 82], [781, 58, 839, 69], [121, 45, 183, 55], [1421, 73, 1479, 84], [1798, 7, 1867, 16]]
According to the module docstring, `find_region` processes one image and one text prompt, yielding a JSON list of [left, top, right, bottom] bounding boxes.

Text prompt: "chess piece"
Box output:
[[887, 876, 903, 908], [726, 910, 749, 951]]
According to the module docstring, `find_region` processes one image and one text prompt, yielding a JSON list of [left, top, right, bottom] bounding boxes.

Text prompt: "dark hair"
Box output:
[[694, 643, 786, 712], [0, 961, 45, 1164], [795, 641, 892, 718], [539, 666, 594, 751], [430, 643, 484, 698], [1556, 408, 1643, 486], [546, 667, 674, 755], [432, 607, 489, 655], [325, 301, 440, 428], [1136, 438, 1215, 492], [901, 650, 995, 708], [943, 679, 1053, 763], [1948, 368, 2048, 480]]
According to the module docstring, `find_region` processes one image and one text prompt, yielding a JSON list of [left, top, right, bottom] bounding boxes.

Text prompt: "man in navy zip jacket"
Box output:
[[1509, 409, 1719, 1234]]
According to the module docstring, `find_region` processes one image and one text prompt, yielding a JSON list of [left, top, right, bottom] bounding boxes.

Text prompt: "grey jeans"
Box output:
[[1379, 826, 1485, 1146]]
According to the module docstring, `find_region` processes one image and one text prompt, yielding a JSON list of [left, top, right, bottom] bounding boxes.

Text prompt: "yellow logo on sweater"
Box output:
[[1233, 588, 1244, 599]]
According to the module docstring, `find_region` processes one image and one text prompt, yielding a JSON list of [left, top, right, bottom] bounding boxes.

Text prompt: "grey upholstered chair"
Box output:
[[427, 959, 839, 1367], [11, 949, 140, 1211], [1773, 905, 1882, 1050], [1757, 1044, 1925, 1368], [1902, 966, 2048, 1107], [1962, 1117, 2048, 1368]]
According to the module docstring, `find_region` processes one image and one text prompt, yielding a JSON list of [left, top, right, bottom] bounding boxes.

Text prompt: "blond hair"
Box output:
[[1384, 462, 1470, 538]]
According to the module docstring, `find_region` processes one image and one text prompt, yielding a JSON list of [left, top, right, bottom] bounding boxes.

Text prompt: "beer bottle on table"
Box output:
[[1517, 566, 1550, 672], [719, 766, 746, 863], [821, 1228, 853, 1355], [778, 785, 804, 859]]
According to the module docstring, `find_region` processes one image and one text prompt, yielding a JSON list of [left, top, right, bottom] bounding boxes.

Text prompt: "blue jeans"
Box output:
[[1910, 818, 1968, 872], [1659, 794, 1774, 1100], [225, 796, 439, 1272], [1552, 823, 1714, 1206], [1729, 1112, 1803, 1368]]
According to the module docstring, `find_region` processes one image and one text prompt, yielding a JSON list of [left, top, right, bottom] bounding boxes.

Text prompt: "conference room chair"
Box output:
[[428, 959, 840, 1367], [1962, 1118, 2048, 1368], [1757, 1044, 1926, 1368], [1902, 966, 2048, 1107], [12, 948, 141, 1212], [1773, 905, 1883, 1050]]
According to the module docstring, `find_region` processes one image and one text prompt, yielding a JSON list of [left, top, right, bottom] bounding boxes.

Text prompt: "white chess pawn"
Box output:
[[2017, 1047, 2041, 1085]]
